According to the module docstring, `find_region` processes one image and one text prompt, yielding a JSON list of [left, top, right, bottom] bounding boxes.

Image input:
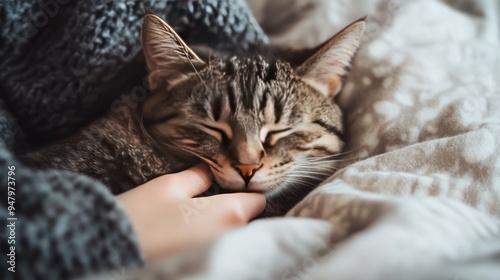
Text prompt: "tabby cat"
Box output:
[[25, 14, 365, 216]]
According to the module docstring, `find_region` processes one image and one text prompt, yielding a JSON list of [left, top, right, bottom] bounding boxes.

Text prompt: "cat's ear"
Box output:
[[297, 19, 365, 98], [142, 14, 205, 90]]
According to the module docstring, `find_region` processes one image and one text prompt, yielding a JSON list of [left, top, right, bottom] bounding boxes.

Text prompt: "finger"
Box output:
[[169, 164, 213, 197], [211, 193, 267, 223]]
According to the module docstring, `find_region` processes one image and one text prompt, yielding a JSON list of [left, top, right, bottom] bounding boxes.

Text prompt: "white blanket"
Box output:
[[94, 1, 500, 279]]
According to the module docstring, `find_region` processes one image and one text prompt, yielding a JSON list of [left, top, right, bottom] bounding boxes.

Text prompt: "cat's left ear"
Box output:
[[142, 14, 206, 90], [297, 19, 365, 98]]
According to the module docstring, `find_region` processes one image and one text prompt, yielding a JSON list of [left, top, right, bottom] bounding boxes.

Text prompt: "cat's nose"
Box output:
[[236, 163, 262, 184]]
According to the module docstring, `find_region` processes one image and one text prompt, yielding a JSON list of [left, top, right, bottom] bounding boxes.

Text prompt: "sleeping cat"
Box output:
[[24, 14, 365, 216]]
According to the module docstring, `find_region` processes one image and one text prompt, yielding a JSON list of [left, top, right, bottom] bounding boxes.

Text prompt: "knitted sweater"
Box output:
[[0, 1, 267, 279]]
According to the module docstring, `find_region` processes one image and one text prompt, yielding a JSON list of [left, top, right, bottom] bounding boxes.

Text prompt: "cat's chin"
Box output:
[[246, 181, 270, 193], [213, 177, 246, 191], [210, 171, 270, 192], [214, 178, 271, 193]]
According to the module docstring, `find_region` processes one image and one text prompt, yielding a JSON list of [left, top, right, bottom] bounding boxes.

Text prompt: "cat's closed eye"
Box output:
[[262, 127, 292, 146], [200, 123, 233, 143]]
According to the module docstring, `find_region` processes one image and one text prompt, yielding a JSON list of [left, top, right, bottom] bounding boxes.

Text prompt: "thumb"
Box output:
[[210, 192, 266, 222], [161, 164, 212, 197]]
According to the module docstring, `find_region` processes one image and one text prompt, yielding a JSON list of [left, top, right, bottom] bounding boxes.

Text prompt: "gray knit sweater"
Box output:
[[0, 1, 267, 279]]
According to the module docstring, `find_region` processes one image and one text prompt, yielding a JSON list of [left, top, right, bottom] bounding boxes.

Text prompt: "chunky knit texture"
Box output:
[[0, 1, 267, 279]]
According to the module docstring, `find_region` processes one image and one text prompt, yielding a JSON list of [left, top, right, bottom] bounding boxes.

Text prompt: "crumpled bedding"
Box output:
[[93, 0, 500, 279]]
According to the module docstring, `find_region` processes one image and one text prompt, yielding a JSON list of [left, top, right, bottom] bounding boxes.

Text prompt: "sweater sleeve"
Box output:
[[0, 106, 143, 280]]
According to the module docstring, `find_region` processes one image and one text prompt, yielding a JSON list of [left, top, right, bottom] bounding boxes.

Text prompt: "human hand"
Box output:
[[117, 164, 266, 262]]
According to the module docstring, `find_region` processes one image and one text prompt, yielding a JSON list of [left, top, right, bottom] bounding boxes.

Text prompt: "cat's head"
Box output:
[[140, 14, 364, 195]]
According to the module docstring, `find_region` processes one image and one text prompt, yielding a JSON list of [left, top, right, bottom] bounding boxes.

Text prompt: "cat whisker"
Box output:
[[294, 161, 339, 171], [283, 180, 318, 198], [184, 51, 209, 90], [294, 162, 339, 169], [296, 168, 338, 175], [287, 174, 324, 182], [302, 158, 351, 164], [159, 142, 224, 171], [331, 146, 362, 158], [290, 171, 332, 178]]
